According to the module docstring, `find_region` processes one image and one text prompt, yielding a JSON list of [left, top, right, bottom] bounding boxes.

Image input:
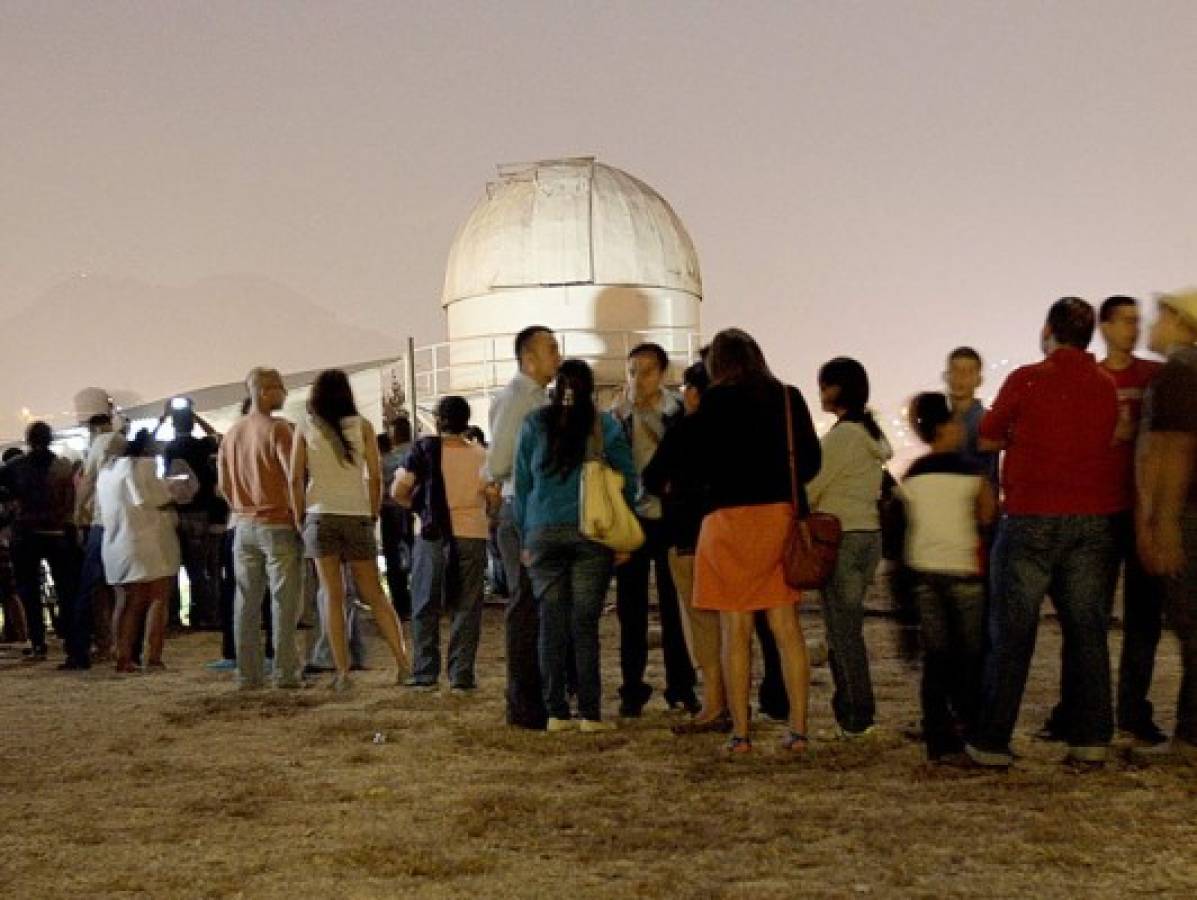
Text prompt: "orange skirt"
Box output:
[[693, 503, 802, 612]]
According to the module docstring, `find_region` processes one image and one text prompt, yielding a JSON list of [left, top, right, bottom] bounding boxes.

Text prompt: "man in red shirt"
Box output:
[[1099, 296, 1165, 742], [965, 298, 1121, 768], [1039, 296, 1166, 745]]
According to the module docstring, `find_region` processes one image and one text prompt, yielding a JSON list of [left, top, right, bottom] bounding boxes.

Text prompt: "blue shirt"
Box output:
[[513, 411, 638, 538], [959, 398, 999, 484]]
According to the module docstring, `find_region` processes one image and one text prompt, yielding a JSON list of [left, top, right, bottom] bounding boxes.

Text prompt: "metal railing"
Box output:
[[410, 328, 703, 405]]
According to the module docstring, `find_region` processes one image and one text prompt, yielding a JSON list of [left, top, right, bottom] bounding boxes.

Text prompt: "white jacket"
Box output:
[[806, 421, 893, 532], [97, 457, 183, 584]]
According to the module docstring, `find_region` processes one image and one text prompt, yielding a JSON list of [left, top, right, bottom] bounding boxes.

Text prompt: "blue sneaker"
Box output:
[[205, 659, 236, 671]]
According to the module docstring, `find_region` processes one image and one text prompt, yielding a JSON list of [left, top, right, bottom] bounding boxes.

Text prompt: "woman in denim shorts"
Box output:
[[289, 370, 410, 691]]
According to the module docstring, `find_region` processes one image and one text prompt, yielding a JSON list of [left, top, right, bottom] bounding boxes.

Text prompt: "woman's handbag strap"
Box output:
[[782, 386, 812, 519]]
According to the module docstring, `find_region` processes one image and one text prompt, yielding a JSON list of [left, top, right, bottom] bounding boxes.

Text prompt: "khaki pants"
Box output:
[[667, 549, 721, 675]]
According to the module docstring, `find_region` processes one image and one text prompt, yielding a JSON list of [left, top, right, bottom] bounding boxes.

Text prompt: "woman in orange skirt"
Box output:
[[691, 329, 823, 754]]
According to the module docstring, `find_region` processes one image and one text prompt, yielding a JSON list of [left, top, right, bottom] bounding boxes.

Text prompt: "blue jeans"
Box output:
[[820, 531, 882, 732], [527, 525, 613, 721], [973, 515, 1117, 754], [70, 525, 107, 664], [410, 536, 488, 687], [233, 523, 303, 687], [914, 573, 986, 757]]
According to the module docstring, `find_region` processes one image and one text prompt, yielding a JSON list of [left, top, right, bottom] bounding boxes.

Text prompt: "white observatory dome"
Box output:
[[443, 157, 701, 306], [436, 158, 702, 394]]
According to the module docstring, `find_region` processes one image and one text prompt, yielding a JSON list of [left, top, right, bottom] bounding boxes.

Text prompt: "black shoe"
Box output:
[[619, 683, 653, 718], [665, 690, 701, 715], [672, 710, 733, 735], [1120, 721, 1169, 746], [57, 659, 90, 671], [507, 715, 547, 732], [22, 646, 48, 662]]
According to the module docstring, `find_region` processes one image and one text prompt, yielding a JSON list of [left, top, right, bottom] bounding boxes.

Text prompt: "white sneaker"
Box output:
[[579, 719, 616, 733], [546, 717, 578, 733], [832, 724, 882, 741]]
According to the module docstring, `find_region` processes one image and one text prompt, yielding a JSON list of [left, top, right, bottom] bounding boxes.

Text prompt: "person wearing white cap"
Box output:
[[1136, 289, 1197, 764]]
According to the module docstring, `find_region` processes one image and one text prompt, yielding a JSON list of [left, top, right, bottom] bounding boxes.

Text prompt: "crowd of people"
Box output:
[[2, 288, 1196, 769]]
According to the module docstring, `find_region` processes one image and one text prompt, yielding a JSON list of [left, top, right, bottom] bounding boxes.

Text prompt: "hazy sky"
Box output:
[[4, 1, 1197, 423]]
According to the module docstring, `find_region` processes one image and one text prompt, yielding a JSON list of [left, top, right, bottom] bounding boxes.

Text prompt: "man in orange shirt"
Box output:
[[217, 367, 303, 689]]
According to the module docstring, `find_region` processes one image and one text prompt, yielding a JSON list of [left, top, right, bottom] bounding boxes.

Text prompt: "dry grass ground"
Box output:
[[1, 596, 1196, 899]]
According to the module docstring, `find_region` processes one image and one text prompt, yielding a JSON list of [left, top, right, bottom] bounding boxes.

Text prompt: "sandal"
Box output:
[[781, 729, 809, 753], [723, 735, 753, 755]]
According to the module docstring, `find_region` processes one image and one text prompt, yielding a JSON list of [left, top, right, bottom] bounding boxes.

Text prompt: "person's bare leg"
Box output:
[[115, 584, 146, 672], [145, 578, 171, 666], [93, 585, 114, 659], [348, 558, 410, 676], [766, 603, 810, 738], [314, 556, 350, 677], [722, 611, 754, 740], [694, 610, 726, 721]]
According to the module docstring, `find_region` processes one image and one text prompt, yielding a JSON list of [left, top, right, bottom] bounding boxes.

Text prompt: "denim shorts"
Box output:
[[303, 514, 377, 561]]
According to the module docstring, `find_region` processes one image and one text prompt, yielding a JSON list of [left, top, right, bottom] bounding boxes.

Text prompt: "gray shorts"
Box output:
[[303, 514, 378, 561]]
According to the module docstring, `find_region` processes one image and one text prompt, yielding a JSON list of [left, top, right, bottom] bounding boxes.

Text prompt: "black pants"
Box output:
[[615, 517, 696, 707], [177, 511, 221, 628], [11, 528, 80, 653], [754, 613, 789, 718], [1112, 512, 1164, 730], [69, 525, 107, 664], [379, 505, 413, 619], [497, 501, 546, 728]]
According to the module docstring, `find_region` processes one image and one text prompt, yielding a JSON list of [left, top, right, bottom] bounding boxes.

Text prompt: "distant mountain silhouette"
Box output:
[[0, 274, 400, 439]]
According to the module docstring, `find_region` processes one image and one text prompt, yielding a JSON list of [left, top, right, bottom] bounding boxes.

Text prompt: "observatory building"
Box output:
[[415, 157, 703, 416]]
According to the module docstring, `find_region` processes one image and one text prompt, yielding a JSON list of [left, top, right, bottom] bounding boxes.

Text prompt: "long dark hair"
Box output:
[[309, 369, 359, 463], [540, 359, 597, 477], [818, 357, 883, 441], [708, 328, 777, 388]]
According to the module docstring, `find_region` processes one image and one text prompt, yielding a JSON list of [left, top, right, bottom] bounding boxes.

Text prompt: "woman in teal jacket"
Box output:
[[514, 359, 637, 732]]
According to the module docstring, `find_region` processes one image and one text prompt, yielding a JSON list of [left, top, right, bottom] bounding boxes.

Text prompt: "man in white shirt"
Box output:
[[67, 412, 127, 669], [486, 326, 560, 730]]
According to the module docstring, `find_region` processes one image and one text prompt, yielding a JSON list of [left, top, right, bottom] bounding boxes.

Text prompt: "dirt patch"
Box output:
[[1, 606, 1195, 898]]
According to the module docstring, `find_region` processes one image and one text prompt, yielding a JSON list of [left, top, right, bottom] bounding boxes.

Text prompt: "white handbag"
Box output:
[[579, 415, 645, 552]]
